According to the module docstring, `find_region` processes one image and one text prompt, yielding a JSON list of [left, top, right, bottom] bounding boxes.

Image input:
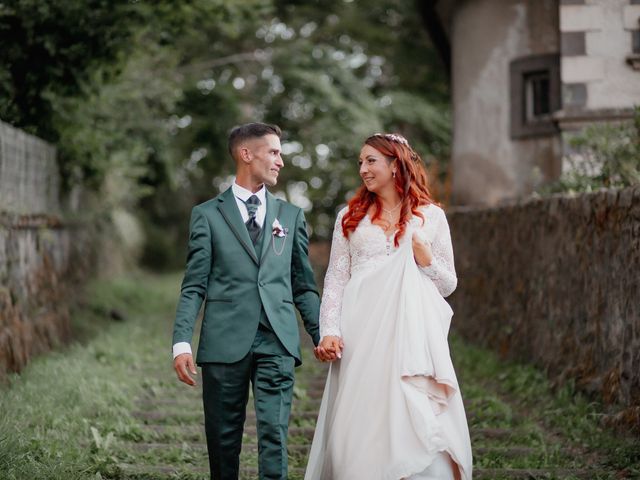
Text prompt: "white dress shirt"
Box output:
[[172, 181, 268, 359], [231, 181, 267, 227]]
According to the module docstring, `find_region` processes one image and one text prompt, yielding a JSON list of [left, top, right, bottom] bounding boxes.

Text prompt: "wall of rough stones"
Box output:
[[447, 186, 640, 416], [0, 121, 93, 375]]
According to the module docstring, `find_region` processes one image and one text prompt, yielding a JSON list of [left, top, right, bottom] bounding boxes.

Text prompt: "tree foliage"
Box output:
[[538, 108, 640, 195], [0, 0, 450, 261], [0, 0, 140, 139], [169, 0, 451, 237]]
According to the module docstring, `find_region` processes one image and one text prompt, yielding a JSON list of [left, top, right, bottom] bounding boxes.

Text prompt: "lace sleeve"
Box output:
[[319, 208, 350, 338], [419, 207, 458, 297]]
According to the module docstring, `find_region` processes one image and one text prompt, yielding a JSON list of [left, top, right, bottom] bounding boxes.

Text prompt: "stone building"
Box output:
[[422, 0, 640, 205]]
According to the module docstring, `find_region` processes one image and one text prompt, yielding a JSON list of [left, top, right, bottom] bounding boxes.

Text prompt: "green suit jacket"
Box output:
[[172, 187, 320, 366]]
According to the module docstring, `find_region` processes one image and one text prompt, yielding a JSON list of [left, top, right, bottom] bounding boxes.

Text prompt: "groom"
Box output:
[[172, 122, 321, 480]]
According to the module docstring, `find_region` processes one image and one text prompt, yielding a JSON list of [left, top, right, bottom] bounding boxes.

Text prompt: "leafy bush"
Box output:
[[539, 107, 640, 194]]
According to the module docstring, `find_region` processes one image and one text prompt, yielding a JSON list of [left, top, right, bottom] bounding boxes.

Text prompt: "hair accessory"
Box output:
[[374, 133, 409, 146]]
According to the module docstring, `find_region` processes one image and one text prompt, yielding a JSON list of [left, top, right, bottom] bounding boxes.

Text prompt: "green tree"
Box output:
[[538, 108, 640, 195], [0, 0, 140, 139], [169, 0, 451, 238], [1, 0, 451, 267]]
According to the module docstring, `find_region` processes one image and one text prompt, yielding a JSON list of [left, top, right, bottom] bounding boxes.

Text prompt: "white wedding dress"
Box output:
[[304, 204, 473, 480]]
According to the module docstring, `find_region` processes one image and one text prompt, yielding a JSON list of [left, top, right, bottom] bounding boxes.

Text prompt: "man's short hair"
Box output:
[[228, 123, 282, 158]]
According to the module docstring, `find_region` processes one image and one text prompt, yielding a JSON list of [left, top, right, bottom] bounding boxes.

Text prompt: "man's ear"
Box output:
[[239, 146, 252, 164]]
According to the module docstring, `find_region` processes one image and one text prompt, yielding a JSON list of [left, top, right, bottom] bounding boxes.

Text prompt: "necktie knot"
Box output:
[[245, 195, 261, 219], [241, 195, 262, 245]]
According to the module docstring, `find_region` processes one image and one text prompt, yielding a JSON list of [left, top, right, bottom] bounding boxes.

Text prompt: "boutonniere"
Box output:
[[271, 218, 288, 256], [272, 218, 288, 238]]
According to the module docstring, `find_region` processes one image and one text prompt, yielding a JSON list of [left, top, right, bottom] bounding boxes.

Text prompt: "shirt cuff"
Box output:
[[172, 342, 192, 359]]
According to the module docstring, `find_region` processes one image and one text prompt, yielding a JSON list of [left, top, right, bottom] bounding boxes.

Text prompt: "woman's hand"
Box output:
[[314, 336, 344, 362], [412, 231, 433, 268]]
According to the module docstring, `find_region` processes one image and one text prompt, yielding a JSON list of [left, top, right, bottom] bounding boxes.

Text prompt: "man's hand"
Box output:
[[314, 336, 344, 362], [412, 232, 433, 268], [174, 353, 197, 386]]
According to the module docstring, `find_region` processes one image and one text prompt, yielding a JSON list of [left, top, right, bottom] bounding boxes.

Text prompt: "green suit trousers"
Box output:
[[201, 319, 295, 480]]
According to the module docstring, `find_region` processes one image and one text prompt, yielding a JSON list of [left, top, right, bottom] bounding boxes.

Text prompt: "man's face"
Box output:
[[246, 134, 284, 187]]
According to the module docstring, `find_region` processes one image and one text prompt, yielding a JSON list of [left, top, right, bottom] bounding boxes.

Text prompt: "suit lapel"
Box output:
[[217, 187, 259, 265], [260, 191, 281, 264]]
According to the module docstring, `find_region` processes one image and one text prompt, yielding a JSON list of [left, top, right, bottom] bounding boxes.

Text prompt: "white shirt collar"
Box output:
[[232, 180, 267, 204]]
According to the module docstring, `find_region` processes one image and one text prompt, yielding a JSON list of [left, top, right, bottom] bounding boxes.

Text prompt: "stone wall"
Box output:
[[0, 121, 60, 213], [0, 121, 93, 375], [447, 186, 640, 415]]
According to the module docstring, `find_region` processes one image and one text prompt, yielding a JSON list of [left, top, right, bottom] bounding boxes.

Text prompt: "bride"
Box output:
[[305, 133, 472, 480]]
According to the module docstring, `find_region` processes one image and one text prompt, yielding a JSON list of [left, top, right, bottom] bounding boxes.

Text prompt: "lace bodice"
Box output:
[[319, 204, 457, 338]]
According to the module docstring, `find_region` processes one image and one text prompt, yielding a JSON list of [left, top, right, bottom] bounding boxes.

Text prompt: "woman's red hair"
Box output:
[[342, 133, 435, 246]]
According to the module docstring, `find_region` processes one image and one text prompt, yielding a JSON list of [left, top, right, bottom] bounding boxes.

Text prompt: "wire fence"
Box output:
[[0, 120, 59, 215]]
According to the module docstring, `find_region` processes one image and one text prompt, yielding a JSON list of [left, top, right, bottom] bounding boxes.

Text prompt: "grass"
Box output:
[[1, 271, 638, 479], [450, 334, 640, 476], [0, 272, 181, 480]]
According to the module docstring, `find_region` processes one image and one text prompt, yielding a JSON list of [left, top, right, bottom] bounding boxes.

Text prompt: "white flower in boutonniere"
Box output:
[[272, 218, 288, 238], [271, 218, 288, 256]]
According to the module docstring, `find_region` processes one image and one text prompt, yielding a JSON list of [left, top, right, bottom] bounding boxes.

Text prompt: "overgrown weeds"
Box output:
[[0, 273, 180, 480]]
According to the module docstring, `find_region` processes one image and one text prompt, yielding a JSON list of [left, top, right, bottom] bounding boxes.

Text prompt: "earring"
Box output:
[[392, 171, 396, 178]]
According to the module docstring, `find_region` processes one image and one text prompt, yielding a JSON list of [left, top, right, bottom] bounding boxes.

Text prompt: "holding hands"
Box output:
[[314, 335, 344, 362], [312, 233, 431, 364]]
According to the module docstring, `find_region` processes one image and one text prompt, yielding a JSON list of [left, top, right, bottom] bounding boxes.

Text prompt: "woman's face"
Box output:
[[358, 144, 396, 194]]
